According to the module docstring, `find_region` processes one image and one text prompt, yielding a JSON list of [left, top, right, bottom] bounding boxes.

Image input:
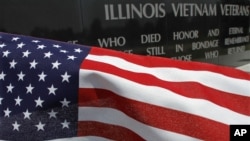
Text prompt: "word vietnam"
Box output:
[[171, 3, 249, 17]]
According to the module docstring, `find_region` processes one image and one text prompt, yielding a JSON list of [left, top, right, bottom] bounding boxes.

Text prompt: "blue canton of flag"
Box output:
[[0, 32, 90, 140]]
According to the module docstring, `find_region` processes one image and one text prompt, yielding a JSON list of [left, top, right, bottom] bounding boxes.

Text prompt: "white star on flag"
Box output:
[[38, 72, 47, 81], [6, 83, 14, 93], [4, 108, 11, 117], [12, 37, 20, 41], [32, 40, 40, 43], [35, 121, 45, 131], [0, 71, 6, 80], [17, 42, 25, 48], [14, 96, 23, 106], [17, 71, 25, 81], [53, 44, 61, 48], [61, 72, 71, 83], [0, 97, 3, 105], [37, 45, 46, 49], [67, 55, 77, 60], [12, 121, 21, 131], [26, 84, 34, 94], [22, 50, 31, 58], [48, 109, 58, 119], [48, 84, 58, 95], [9, 59, 17, 69], [61, 120, 70, 129], [44, 51, 53, 58], [51, 60, 61, 69], [0, 43, 6, 48], [35, 97, 44, 108], [3, 50, 11, 57], [60, 98, 70, 108], [29, 60, 38, 69], [74, 48, 82, 53], [23, 109, 32, 120]]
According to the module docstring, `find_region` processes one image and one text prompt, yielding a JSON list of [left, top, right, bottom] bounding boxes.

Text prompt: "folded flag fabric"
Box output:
[[0, 32, 250, 141]]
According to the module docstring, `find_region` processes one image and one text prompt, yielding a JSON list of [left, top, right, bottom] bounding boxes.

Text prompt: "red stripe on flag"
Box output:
[[79, 88, 229, 141], [78, 121, 144, 141], [90, 47, 250, 80], [82, 60, 250, 116]]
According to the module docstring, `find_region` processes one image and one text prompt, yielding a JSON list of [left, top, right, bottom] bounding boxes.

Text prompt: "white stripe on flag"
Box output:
[[78, 107, 201, 141], [79, 69, 250, 125], [47, 136, 112, 141], [86, 54, 250, 97]]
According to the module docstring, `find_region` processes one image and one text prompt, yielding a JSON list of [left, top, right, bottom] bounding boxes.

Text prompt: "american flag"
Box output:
[[0, 32, 250, 141]]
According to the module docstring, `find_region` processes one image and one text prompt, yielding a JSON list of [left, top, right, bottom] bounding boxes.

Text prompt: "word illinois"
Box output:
[[104, 3, 166, 20]]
